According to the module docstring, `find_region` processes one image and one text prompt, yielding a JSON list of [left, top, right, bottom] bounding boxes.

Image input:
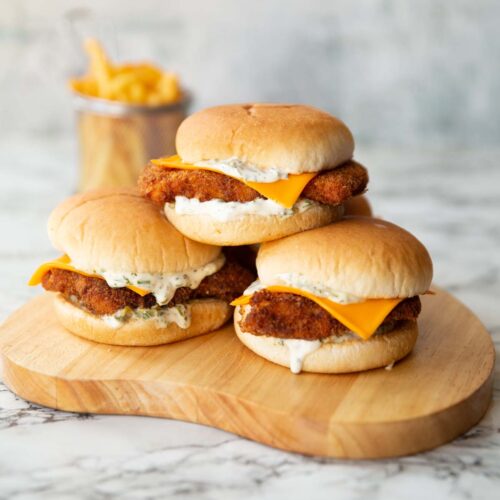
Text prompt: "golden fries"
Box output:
[[69, 39, 181, 105]]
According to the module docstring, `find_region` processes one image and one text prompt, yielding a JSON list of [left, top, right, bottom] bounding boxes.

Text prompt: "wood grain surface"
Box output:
[[0, 288, 494, 459]]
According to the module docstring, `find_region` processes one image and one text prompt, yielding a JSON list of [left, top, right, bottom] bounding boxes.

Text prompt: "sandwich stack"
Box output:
[[7, 102, 492, 459], [30, 102, 433, 375]]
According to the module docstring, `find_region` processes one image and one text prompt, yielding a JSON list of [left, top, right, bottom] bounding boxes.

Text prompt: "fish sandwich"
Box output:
[[232, 217, 433, 374], [29, 189, 254, 346], [139, 103, 368, 245]]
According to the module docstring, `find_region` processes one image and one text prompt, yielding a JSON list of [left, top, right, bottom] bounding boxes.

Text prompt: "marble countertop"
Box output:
[[0, 136, 498, 499]]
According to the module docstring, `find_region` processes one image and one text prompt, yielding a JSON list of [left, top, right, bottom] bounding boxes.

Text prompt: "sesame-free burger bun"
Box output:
[[164, 202, 344, 246], [54, 294, 231, 346], [48, 188, 221, 273], [257, 217, 433, 299], [176, 104, 354, 174], [234, 306, 418, 374], [343, 194, 372, 217]]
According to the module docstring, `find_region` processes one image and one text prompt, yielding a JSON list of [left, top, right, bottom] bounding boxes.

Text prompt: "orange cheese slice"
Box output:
[[151, 155, 318, 209], [29, 255, 150, 297], [231, 285, 403, 340]]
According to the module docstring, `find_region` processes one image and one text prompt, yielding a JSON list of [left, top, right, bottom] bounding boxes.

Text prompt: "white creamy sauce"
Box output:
[[274, 273, 363, 304], [282, 339, 322, 374], [170, 197, 317, 222], [243, 279, 265, 295], [102, 315, 125, 329], [272, 324, 396, 374], [93, 254, 225, 306], [277, 332, 360, 374], [242, 276, 362, 304], [102, 304, 191, 330], [195, 157, 288, 183]]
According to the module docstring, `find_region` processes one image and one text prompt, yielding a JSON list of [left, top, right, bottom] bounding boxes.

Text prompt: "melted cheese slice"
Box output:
[[231, 285, 403, 340], [151, 155, 318, 209], [29, 255, 149, 296]]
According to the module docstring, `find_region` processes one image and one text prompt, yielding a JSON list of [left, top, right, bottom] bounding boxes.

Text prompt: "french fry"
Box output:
[[146, 92, 163, 106], [84, 39, 112, 95], [107, 72, 138, 96], [72, 39, 181, 106], [73, 39, 186, 192], [157, 72, 181, 102], [129, 83, 147, 104], [131, 64, 163, 85], [115, 89, 129, 102]]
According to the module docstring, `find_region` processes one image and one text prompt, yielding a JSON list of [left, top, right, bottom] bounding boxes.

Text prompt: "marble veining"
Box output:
[[0, 137, 499, 499]]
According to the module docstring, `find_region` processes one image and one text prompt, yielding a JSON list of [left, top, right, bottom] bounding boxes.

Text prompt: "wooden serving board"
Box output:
[[0, 288, 494, 459]]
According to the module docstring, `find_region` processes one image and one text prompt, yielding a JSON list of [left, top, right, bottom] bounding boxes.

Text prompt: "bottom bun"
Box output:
[[343, 194, 372, 217], [234, 306, 418, 373], [53, 293, 232, 346], [164, 202, 344, 246]]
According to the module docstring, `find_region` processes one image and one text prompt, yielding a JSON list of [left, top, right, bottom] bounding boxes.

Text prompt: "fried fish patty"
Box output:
[[42, 260, 255, 316], [138, 160, 368, 206], [240, 290, 421, 341]]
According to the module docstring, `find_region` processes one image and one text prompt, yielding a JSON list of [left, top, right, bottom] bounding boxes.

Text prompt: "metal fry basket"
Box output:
[[73, 92, 190, 191]]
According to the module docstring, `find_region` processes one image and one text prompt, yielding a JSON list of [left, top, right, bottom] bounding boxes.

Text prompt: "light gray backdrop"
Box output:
[[1, 0, 498, 147]]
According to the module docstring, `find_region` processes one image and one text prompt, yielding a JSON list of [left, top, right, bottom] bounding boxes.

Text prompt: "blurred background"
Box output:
[[1, 0, 499, 147]]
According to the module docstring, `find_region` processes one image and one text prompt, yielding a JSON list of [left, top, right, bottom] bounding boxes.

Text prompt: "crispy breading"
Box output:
[[138, 166, 259, 204], [240, 291, 421, 340], [42, 260, 255, 316], [138, 160, 368, 206], [301, 161, 368, 205]]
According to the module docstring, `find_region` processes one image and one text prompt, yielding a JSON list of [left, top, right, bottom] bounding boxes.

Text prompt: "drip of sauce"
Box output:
[[276, 322, 397, 374], [282, 339, 321, 374]]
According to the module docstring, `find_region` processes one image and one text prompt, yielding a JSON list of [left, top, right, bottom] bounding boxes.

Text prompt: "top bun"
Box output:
[[257, 217, 433, 299], [48, 189, 221, 273], [176, 103, 354, 174]]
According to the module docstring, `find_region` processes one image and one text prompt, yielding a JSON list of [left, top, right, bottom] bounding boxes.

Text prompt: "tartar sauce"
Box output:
[[282, 339, 321, 374], [102, 304, 191, 330], [274, 273, 363, 304], [171, 197, 316, 222], [242, 277, 362, 304], [277, 324, 394, 374], [243, 280, 266, 295], [195, 157, 288, 183], [91, 254, 225, 306]]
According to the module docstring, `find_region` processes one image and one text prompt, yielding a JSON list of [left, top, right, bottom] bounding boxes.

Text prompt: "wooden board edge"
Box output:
[[1, 359, 493, 459], [324, 366, 494, 458], [1, 353, 57, 409]]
